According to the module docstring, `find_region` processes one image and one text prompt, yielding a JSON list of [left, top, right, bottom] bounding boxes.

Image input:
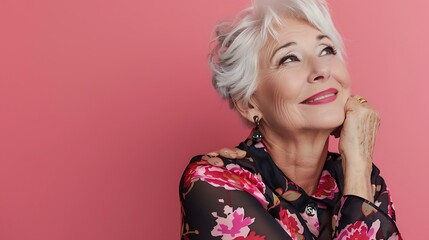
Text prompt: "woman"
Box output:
[[179, 0, 401, 239]]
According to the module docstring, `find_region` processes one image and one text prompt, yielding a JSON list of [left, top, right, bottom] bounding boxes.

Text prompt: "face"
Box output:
[[250, 18, 351, 136]]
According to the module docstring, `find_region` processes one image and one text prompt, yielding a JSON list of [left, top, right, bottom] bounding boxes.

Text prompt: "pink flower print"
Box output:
[[276, 208, 305, 239], [234, 231, 266, 240], [312, 170, 338, 200], [211, 205, 255, 239], [300, 211, 319, 237], [254, 142, 267, 151], [182, 160, 210, 192], [183, 160, 269, 208], [203, 163, 268, 207], [337, 220, 381, 240], [374, 200, 382, 207], [333, 197, 347, 229]]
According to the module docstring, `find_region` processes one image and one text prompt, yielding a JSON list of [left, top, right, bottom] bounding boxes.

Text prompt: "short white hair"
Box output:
[[209, 0, 345, 107]]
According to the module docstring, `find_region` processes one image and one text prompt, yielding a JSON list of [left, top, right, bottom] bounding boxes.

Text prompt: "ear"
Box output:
[[234, 97, 263, 124]]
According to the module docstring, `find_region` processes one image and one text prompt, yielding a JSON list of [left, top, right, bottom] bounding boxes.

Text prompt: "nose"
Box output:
[[308, 58, 330, 83]]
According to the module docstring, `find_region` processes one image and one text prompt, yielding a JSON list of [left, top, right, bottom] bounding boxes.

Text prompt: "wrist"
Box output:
[[343, 180, 374, 202], [343, 168, 373, 202], [341, 153, 372, 173]]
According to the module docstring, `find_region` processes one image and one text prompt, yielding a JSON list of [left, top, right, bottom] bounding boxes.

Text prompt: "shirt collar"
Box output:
[[239, 138, 343, 210]]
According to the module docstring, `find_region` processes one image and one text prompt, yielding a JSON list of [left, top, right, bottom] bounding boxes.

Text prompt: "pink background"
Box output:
[[0, 0, 426, 239]]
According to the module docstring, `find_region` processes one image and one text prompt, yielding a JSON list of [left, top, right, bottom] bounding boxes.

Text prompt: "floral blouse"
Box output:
[[179, 138, 402, 239]]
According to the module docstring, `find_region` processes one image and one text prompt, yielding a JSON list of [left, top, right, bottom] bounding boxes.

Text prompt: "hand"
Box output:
[[339, 95, 380, 202], [207, 147, 247, 159]]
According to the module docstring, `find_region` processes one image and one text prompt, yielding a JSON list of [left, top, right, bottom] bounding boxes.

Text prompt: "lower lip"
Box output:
[[303, 94, 337, 105]]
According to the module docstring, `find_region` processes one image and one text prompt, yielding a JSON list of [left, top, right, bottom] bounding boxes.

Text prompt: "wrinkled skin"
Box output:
[[208, 95, 380, 202]]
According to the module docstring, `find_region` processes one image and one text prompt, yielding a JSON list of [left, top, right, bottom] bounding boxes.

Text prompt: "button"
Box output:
[[305, 203, 317, 216]]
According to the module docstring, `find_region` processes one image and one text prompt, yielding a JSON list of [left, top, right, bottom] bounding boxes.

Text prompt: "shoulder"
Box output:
[[179, 154, 265, 195]]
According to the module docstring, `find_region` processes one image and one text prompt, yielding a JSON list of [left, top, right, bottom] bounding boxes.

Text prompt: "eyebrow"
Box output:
[[270, 34, 331, 60], [317, 34, 330, 41]]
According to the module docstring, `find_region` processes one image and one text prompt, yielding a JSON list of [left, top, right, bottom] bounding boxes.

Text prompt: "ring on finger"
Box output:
[[357, 97, 368, 104]]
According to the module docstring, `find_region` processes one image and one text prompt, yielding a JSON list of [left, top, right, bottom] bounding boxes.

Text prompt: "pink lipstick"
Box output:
[[301, 88, 338, 105]]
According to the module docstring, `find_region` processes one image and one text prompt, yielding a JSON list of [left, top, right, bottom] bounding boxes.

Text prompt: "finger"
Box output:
[[352, 95, 369, 105], [219, 148, 239, 159], [232, 148, 247, 158], [206, 151, 219, 157], [345, 95, 368, 112], [208, 147, 247, 159], [344, 96, 358, 112]]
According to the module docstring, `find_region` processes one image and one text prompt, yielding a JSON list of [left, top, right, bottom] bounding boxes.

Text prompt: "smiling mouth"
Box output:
[[301, 88, 338, 105]]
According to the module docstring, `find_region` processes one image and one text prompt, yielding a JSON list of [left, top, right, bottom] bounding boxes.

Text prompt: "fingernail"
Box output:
[[207, 152, 219, 157]]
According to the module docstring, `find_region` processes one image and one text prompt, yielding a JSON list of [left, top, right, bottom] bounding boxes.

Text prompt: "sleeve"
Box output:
[[179, 157, 293, 240], [332, 164, 402, 239]]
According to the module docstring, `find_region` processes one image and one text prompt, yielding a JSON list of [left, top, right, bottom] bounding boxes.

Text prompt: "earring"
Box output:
[[252, 116, 262, 143]]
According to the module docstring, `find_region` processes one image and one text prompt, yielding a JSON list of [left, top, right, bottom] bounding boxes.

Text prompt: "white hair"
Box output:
[[209, 0, 345, 107]]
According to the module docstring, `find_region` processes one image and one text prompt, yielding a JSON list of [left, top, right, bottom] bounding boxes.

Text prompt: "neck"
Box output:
[[261, 128, 331, 195]]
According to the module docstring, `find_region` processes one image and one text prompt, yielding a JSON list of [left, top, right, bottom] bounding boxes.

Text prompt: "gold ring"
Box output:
[[357, 97, 368, 104]]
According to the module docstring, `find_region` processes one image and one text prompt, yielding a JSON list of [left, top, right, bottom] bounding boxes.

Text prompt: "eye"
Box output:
[[279, 54, 300, 65], [320, 45, 337, 56]]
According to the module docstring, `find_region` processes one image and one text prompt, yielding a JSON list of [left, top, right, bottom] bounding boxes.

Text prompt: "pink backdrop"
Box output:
[[0, 0, 426, 239]]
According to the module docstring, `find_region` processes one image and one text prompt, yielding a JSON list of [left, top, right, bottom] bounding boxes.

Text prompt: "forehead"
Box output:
[[260, 18, 321, 60], [263, 18, 324, 52]]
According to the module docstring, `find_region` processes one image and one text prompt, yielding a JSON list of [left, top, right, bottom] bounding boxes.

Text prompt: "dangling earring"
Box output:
[[252, 116, 262, 143]]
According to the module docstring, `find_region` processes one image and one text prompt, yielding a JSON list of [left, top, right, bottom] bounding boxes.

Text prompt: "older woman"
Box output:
[[179, 0, 401, 239]]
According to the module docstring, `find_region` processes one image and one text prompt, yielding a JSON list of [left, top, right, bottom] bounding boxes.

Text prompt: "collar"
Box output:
[[238, 138, 344, 211]]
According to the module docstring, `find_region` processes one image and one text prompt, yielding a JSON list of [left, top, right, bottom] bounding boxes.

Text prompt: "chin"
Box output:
[[310, 110, 345, 130]]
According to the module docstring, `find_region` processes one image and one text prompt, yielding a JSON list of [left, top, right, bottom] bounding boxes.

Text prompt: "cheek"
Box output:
[[271, 89, 293, 120], [336, 63, 351, 88], [257, 73, 298, 111], [332, 62, 351, 100], [257, 79, 305, 129], [341, 77, 351, 104], [342, 89, 351, 104]]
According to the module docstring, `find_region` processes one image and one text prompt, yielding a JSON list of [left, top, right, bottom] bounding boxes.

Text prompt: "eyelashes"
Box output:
[[279, 55, 300, 65], [320, 45, 337, 56], [278, 45, 338, 66]]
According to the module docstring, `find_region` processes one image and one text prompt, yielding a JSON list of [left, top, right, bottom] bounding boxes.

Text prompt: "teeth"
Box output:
[[313, 93, 335, 101], [306, 93, 335, 103]]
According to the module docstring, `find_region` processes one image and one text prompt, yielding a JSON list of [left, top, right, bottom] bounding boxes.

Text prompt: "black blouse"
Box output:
[[179, 138, 401, 239]]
